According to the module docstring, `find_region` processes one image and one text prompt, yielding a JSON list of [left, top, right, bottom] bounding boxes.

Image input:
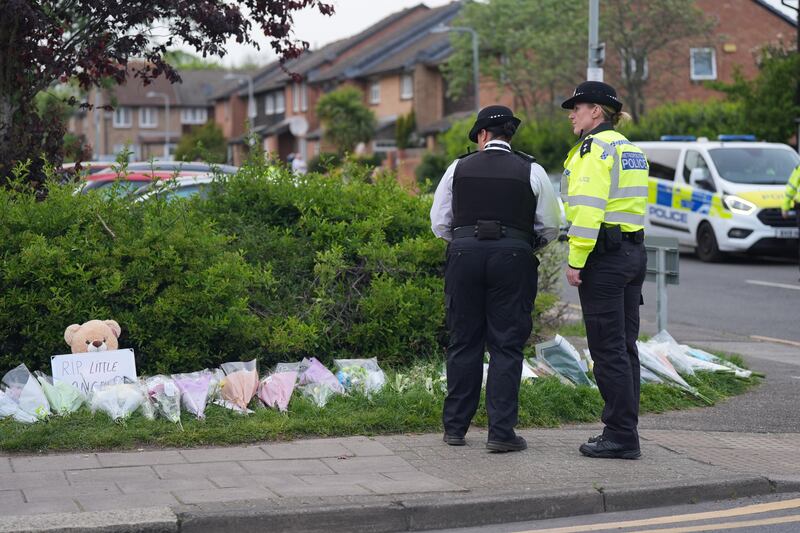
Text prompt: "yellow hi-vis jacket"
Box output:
[[782, 165, 800, 212], [562, 126, 649, 268]]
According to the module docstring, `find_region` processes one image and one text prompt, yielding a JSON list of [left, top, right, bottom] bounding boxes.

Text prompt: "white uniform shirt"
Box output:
[[430, 140, 561, 248]]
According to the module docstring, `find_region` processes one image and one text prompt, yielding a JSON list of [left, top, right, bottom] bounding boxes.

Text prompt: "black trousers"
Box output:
[[442, 237, 538, 442], [578, 239, 647, 448]]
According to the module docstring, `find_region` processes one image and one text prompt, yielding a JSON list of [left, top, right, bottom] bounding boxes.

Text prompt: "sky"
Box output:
[[208, 0, 797, 67], [216, 0, 453, 67]]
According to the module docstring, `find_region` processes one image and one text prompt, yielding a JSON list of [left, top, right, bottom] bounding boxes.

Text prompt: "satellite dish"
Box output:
[[288, 116, 309, 137]]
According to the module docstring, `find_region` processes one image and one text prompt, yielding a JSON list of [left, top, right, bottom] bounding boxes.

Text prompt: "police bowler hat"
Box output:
[[468, 105, 522, 143], [561, 81, 623, 113]]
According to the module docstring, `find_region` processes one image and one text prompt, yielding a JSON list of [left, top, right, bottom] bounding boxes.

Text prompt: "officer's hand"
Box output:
[[782, 210, 790, 219], [566, 267, 582, 287]]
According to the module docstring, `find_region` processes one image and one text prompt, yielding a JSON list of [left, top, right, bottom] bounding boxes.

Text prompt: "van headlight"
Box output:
[[723, 195, 756, 215]]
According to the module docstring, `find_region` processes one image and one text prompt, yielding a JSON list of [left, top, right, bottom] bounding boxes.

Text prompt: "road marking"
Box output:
[[631, 514, 800, 532], [750, 335, 800, 348], [518, 497, 800, 532], [745, 279, 800, 291]]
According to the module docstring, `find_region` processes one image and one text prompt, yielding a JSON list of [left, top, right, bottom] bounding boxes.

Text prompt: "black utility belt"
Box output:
[[453, 220, 533, 242], [620, 229, 645, 242]]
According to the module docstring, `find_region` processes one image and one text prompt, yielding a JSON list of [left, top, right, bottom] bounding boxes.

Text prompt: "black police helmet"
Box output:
[[561, 81, 623, 113], [468, 105, 521, 143]]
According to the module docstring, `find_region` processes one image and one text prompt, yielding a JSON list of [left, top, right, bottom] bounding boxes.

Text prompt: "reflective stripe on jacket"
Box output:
[[562, 127, 648, 268], [782, 165, 800, 212]]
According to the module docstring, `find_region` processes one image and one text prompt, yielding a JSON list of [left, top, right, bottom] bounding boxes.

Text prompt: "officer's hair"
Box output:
[[485, 121, 518, 141], [600, 105, 632, 127]]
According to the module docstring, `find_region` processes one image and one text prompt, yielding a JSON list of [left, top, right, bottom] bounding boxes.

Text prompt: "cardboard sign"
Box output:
[[51, 349, 137, 395]]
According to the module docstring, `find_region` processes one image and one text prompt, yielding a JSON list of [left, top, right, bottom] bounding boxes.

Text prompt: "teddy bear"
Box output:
[[64, 320, 122, 353]]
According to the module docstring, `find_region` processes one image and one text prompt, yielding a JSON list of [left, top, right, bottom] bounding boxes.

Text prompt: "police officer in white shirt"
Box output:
[[431, 105, 560, 452]]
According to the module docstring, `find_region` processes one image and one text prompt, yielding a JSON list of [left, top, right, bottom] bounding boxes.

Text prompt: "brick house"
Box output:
[[72, 67, 240, 162]]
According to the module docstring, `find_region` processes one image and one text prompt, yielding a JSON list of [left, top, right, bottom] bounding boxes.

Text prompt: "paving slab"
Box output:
[[180, 446, 267, 463], [260, 439, 353, 459], [0, 507, 177, 533], [77, 491, 179, 512], [10, 454, 100, 472], [239, 458, 334, 476], [153, 461, 247, 480], [0, 471, 69, 490], [67, 466, 157, 485], [97, 450, 185, 468], [174, 487, 275, 505], [24, 483, 120, 502]]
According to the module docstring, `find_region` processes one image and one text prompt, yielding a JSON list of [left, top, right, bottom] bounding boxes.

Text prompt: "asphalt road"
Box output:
[[560, 251, 800, 343], [422, 492, 800, 533]]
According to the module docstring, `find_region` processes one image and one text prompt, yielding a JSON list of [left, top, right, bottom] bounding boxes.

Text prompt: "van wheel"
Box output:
[[696, 222, 724, 262]]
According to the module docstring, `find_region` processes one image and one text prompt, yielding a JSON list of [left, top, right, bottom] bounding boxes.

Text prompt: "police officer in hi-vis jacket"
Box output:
[[561, 82, 648, 459]]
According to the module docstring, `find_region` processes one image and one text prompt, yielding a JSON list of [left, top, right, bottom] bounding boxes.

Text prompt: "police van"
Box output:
[[638, 135, 800, 261]]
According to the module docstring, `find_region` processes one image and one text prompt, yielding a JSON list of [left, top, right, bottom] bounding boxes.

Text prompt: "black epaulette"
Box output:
[[514, 150, 536, 163], [579, 137, 593, 158], [456, 148, 477, 159]]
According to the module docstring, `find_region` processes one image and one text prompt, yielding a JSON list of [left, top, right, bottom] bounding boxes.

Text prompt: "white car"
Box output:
[[133, 175, 221, 202]]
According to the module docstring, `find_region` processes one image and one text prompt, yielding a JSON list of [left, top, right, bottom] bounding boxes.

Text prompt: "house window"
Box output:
[[265, 94, 275, 115], [275, 91, 285, 113], [293, 83, 300, 112], [690, 48, 717, 80], [369, 81, 380, 104], [139, 107, 157, 128], [400, 73, 413, 100], [620, 54, 648, 81], [180, 107, 208, 125], [113, 107, 131, 128], [300, 82, 307, 112]]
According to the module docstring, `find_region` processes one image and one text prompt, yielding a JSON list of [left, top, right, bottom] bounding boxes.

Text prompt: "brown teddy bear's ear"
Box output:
[[64, 324, 81, 345], [104, 320, 122, 339]]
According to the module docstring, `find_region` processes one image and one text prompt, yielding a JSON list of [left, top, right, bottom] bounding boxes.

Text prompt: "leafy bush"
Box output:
[[1, 158, 566, 376], [620, 100, 746, 142], [174, 122, 227, 164], [415, 152, 450, 192]]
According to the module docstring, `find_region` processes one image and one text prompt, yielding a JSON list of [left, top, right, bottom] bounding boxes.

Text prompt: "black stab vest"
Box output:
[[452, 148, 537, 233]]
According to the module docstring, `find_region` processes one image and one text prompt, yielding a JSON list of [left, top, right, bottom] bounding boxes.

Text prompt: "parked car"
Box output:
[[61, 161, 114, 175], [76, 170, 205, 195], [107, 162, 239, 175], [133, 175, 220, 202]]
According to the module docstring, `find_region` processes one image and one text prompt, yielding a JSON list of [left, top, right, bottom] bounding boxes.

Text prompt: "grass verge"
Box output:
[[0, 352, 760, 453]]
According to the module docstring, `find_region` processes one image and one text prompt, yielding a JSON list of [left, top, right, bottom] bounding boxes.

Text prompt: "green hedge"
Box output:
[[0, 160, 564, 376]]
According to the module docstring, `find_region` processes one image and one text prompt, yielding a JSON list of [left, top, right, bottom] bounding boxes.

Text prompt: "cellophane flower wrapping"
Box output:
[[207, 368, 226, 401], [34, 371, 84, 415], [258, 371, 297, 412], [89, 381, 145, 421], [137, 380, 157, 420], [298, 382, 336, 407], [146, 375, 182, 424], [172, 371, 211, 419], [0, 389, 37, 423], [2, 364, 50, 420], [220, 360, 259, 412], [296, 357, 344, 394], [334, 358, 386, 396]]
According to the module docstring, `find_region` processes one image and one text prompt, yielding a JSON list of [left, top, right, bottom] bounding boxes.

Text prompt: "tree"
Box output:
[[0, 0, 334, 187], [601, 0, 715, 122], [174, 122, 228, 164], [441, 0, 586, 116], [316, 87, 376, 155], [164, 50, 223, 70], [709, 45, 800, 143]]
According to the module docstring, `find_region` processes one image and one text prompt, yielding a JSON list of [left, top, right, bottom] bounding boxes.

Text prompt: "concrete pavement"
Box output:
[[1, 330, 798, 533]]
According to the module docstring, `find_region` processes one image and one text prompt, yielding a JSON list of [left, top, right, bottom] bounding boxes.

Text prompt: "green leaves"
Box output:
[[315, 87, 376, 154]]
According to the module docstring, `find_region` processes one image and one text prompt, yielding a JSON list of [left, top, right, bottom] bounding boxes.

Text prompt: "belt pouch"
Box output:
[[476, 220, 502, 240], [601, 224, 622, 251]]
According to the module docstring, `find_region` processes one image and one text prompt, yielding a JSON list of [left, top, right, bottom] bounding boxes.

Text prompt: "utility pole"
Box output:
[[587, 0, 605, 82]]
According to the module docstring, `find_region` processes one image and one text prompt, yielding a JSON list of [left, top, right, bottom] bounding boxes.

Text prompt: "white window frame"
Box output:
[[400, 73, 414, 100], [369, 81, 380, 105], [300, 82, 307, 112], [690, 47, 717, 81], [275, 91, 285, 113], [265, 93, 275, 115], [139, 107, 158, 129], [113, 107, 132, 128], [620, 54, 648, 81], [293, 83, 300, 112], [180, 107, 208, 125]]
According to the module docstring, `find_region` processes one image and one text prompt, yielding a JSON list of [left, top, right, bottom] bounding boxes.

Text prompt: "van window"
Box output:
[[708, 148, 800, 185], [644, 148, 679, 181], [682, 150, 711, 185]]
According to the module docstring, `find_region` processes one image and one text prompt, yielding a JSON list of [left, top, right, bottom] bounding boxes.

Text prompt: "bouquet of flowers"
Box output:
[[219, 360, 259, 412], [89, 380, 145, 421], [172, 371, 212, 419], [34, 371, 84, 416], [258, 371, 297, 412], [2, 364, 50, 421], [145, 375, 182, 425], [334, 358, 386, 396]]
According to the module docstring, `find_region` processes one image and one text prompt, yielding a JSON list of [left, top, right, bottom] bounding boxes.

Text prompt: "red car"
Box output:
[[77, 170, 204, 195]]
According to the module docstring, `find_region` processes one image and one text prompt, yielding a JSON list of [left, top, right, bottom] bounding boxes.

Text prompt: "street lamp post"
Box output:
[[145, 91, 170, 160], [432, 24, 480, 112]]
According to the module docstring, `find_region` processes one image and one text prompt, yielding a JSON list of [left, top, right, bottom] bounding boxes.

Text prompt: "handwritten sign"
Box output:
[[51, 349, 137, 395]]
